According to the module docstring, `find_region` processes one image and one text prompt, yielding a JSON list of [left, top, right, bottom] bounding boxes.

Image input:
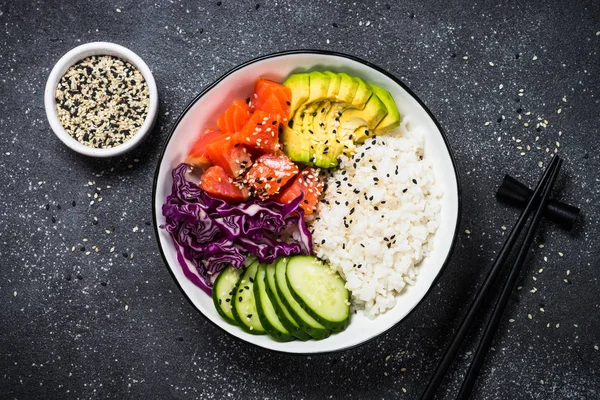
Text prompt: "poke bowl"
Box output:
[[152, 50, 461, 354]]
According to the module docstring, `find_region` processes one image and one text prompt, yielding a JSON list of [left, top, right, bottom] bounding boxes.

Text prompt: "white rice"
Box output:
[[311, 117, 442, 318]]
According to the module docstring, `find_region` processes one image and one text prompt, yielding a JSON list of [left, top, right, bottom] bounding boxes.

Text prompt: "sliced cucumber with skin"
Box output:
[[286, 256, 350, 332], [265, 262, 311, 341], [254, 264, 295, 342], [275, 258, 331, 340], [231, 260, 266, 335], [212, 265, 243, 325]]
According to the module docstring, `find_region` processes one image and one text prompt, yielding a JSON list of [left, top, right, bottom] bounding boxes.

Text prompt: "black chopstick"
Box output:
[[456, 157, 563, 399], [419, 155, 561, 400]]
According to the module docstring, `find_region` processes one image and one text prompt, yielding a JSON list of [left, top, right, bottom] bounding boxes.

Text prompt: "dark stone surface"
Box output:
[[1, 0, 599, 399]]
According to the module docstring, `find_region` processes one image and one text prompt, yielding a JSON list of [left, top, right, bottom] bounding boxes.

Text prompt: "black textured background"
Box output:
[[1, 1, 599, 399]]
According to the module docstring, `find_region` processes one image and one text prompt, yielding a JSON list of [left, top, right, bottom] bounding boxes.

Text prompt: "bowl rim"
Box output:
[[151, 49, 463, 355], [44, 41, 159, 158]]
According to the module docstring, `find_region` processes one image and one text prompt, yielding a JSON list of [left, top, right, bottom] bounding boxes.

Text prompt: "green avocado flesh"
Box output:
[[281, 72, 401, 168]]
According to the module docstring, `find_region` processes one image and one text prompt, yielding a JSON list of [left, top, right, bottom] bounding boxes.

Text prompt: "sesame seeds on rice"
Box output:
[[311, 118, 442, 318]]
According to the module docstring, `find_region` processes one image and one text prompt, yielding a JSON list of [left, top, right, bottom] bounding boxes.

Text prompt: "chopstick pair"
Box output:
[[420, 155, 563, 400]]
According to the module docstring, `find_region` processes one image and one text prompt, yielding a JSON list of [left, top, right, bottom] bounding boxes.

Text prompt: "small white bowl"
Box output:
[[44, 42, 159, 157], [153, 51, 461, 354]]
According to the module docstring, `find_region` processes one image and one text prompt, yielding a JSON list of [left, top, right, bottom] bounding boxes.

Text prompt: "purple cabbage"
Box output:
[[161, 163, 312, 295]]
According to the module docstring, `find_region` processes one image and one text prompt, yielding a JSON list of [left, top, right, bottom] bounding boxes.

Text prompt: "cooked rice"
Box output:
[[311, 117, 442, 318]]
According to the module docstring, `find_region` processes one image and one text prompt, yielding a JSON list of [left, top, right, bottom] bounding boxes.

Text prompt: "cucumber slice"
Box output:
[[254, 264, 295, 342], [265, 262, 311, 341], [212, 265, 243, 325], [286, 256, 350, 332], [231, 260, 266, 335], [275, 258, 331, 340]]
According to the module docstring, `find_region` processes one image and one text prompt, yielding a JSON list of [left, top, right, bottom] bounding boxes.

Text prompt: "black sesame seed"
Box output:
[[412, 179, 418, 184], [72, 200, 76, 206], [101, 281, 107, 286], [51, 217, 56, 223], [122, 252, 128, 258], [45, 204, 50, 211]]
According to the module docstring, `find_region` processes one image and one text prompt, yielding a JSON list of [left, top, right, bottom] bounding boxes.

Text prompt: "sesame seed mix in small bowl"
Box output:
[[45, 42, 158, 157]]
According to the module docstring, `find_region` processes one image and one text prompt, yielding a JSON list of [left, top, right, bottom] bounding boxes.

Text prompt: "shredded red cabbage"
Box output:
[[161, 163, 312, 294]]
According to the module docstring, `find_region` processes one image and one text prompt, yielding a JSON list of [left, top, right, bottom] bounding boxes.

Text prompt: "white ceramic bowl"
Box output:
[[152, 51, 461, 354], [44, 42, 159, 157]]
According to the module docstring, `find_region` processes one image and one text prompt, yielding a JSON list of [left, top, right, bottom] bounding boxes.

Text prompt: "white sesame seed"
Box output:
[[509, 319, 515, 323], [501, 225, 507, 230], [465, 229, 471, 234], [532, 55, 538, 60], [489, 61, 495, 66], [539, 244, 545, 248], [558, 251, 564, 257], [528, 314, 533, 319]]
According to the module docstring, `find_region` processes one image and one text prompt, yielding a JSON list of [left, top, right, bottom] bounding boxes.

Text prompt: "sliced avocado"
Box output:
[[307, 71, 331, 103], [283, 73, 310, 116], [339, 94, 388, 143], [280, 126, 312, 164], [301, 102, 321, 140], [350, 77, 373, 110], [336, 73, 359, 104], [369, 84, 401, 135], [313, 136, 345, 168], [323, 71, 341, 100], [352, 125, 371, 145], [312, 101, 333, 138]]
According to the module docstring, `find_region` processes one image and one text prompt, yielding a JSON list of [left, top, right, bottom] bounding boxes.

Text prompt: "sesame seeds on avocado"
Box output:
[[280, 71, 401, 168]]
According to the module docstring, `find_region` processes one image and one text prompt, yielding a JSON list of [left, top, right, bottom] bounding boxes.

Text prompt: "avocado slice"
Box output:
[[313, 101, 333, 138], [301, 102, 321, 140], [307, 71, 331, 103], [336, 73, 359, 104], [323, 71, 341, 100], [350, 77, 373, 110], [338, 94, 388, 144], [283, 73, 310, 116], [369, 84, 401, 135], [280, 126, 312, 164]]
